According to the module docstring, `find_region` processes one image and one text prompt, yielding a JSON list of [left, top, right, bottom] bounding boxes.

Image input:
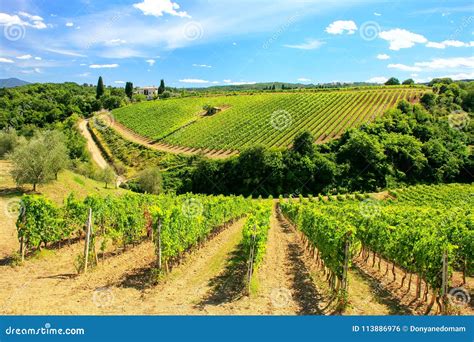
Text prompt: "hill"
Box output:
[[0, 78, 30, 88], [113, 86, 427, 152]]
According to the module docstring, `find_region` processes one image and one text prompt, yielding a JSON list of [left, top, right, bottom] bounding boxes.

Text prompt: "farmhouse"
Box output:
[[136, 86, 158, 100]]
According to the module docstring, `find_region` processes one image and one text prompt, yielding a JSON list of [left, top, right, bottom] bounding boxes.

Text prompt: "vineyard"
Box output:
[[113, 87, 427, 152], [280, 183, 473, 314], [3, 182, 471, 315]]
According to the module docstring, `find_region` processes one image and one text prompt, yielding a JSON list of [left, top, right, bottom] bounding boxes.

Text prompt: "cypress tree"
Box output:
[[96, 76, 104, 99], [158, 79, 165, 95], [125, 82, 133, 99]]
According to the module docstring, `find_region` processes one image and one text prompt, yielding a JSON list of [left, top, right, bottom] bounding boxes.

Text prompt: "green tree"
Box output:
[[99, 165, 115, 188], [125, 82, 133, 99], [9, 131, 69, 190], [402, 78, 415, 85], [385, 77, 400, 86], [137, 167, 162, 194], [96, 76, 105, 99], [158, 79, 165, 95]]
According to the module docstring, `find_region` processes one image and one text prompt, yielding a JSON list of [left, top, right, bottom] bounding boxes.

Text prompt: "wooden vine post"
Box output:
[[156, 218, 162, 270], [83, 208, 92, 273], [246, 224, 257, 294], [440, 250, 449, 315], [19, 204, 26, 262], [341, 233, 351, 293]]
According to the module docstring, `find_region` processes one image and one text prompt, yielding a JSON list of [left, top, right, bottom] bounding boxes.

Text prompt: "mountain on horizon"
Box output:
[[0, 78, 31, 88]]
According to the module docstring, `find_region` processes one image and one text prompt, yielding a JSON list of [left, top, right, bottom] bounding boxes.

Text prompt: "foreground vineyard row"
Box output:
[[113, 87, 426, 151], [280, 183, 473, 313]]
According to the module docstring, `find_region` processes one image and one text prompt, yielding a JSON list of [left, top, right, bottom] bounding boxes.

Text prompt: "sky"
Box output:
[[0, 0, 473, 87]]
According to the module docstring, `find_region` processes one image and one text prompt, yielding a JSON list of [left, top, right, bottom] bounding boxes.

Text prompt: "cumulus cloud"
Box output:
[[373, 12, 382, 16], [89, 63, 119, 69], [367, 76, 388, 83], [66, 22, 74, 27], [426, 40, 474, 49], [146, 59, 156, 66], [414, 57, 473, 69], [376, 54, 390, 60], [283, 39, 325, 50], [17, 54, 32, 60], [133, 0, 190, 18], [179, 78, 209, 84], [0, 12, 47, 29], [388, 63, 421, 72], [325, 20, 357, 34], [0, 57, 14, 63], [192, 63, 212, 68], [297, 78, 311, 82], [378, 28, 427, 50]]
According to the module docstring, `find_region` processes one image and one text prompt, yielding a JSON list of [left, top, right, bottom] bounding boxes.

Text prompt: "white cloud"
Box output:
[[133, 0, 190, 18], [410, 73, 418, 77], [34, 67, 42, 73], [367, 76, 388, 83], [44, 48, 87, 57], [232, 42, 237, 46], [179, 78, 209, 84], [426, 40, 473, 49], [414, 57, 474, 69], [284, 39, 325, 50], [192, 63, 212, 68], [388, 63, 421, 72], [80, 63, 87, 66], [66, 22, 74, 27], [89, 63, 119, 69], [105, 39, 127, 46], [114, 80, 126, 84], [374, 12, 382, 16], [297, 78, 311, 82], [223, 79, 231, 83], [440, 72, 474, 80], [378, 28, 427, 50], [0, 12, 47, 29], [0, 57, 14, 63], [78, 72, 90, 77], [146, 59, 156, 66], [376, 53, 390, 60], [325, 20, 357, 35], [34, 56, 42, 60], [17, 54, 32, 60]]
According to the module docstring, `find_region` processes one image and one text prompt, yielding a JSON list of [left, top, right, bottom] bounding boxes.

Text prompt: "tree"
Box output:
[[158, 79, 165, 95], [9, 131, 69, 191], [43, 130, 70, 180], [385, 77, 400, 86], [292, 131, 315, 157], [420, 93, 437, 109], [96, 76, 105, 99], [402, 78, 415, 85], [137, 167, 162, 194], [125, 82, 133, 99], [99, 165, 115, 189], [0, 128, 21, 157]]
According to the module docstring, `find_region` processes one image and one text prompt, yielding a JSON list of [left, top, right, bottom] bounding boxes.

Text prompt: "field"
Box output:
[[113, 87, 426, 152]]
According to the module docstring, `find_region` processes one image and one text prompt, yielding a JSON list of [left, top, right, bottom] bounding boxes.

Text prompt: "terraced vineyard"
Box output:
[[113, 87, 427, 152]]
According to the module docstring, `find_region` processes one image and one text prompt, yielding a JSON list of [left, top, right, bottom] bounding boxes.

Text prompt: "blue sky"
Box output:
[[0, 0, 473, 87]]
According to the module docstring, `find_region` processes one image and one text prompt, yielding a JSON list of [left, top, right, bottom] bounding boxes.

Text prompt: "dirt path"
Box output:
[[78, 119, 108, 169], [99, 113, 238, 160]]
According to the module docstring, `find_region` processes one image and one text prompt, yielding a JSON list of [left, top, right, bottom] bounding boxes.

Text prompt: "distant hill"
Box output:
[[0, 78, 30, 88]]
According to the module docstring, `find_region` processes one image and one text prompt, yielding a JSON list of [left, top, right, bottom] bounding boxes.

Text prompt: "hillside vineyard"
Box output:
[[113, 87, 426, 151]]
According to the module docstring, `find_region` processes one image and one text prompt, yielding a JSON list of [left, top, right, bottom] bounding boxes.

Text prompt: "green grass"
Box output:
[[114, 87, 427, 151]]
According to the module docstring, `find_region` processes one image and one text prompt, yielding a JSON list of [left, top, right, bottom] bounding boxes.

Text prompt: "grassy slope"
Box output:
[[114, 87, 427, 151]]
